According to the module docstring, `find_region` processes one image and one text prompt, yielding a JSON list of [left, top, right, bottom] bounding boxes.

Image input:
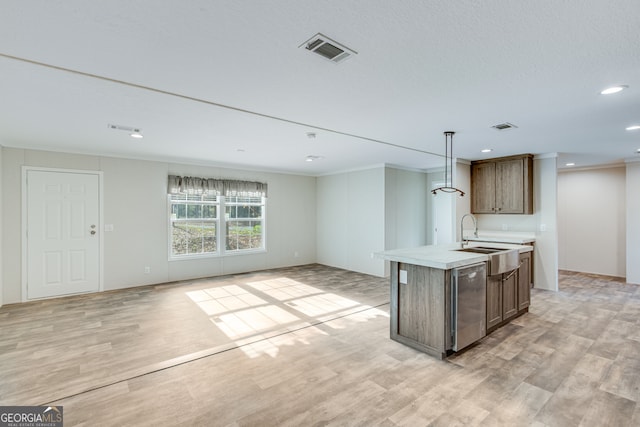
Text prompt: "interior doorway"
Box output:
[[23, 168, 102, 300], [431, 182, 454, 245]]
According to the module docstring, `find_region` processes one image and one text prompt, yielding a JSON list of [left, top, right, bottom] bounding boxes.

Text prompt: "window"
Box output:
[[225, 196, 264, 251], [170, 193, 219, 257], [167, 176, 267, 259]]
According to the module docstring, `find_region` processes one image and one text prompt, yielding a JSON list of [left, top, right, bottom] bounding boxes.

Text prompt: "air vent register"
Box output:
[[299, 33, 356, 63]]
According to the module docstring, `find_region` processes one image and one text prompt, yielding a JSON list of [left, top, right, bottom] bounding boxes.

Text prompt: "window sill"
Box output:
[[168, 248, 266, 262]]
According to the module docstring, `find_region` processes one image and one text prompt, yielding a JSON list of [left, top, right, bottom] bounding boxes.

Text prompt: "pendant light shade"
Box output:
[[431, 131, 465, 197]]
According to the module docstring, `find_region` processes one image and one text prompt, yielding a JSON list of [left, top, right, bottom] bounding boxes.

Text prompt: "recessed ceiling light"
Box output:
[[600, 85, 628, 95], [305, 155, 323, 162], [236, 148, 245, 152], [626, 125, 640, 131], [130, 132, 143, 139], [481, 149, 493, 153], [565, 162, 575, 166]]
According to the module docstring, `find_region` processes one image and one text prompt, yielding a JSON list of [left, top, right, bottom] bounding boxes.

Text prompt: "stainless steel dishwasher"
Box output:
[[451, 262, 487, 351]]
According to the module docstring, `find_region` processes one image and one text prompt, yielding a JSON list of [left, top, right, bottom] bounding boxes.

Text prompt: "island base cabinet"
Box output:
[[486, 275, 503, 330], [518, 252, 532, 311], [486, 251, 532, 333], [390, 262, 451, 359], [503, 273, 518, 319]]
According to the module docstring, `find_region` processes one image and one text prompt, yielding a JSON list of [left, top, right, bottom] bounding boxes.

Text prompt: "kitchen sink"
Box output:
[[454, 246, 520, 275], [456, 246, 503, 254]]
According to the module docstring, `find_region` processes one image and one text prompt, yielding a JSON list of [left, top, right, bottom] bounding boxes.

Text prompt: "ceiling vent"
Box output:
[[492, 122, 518, 131], [108, 123, 143, 138], [108, 123, 140, 133], [299, 33, 356, 63]]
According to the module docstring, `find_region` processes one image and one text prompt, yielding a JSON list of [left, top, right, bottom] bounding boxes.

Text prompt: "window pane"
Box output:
[[226, 204, 262, 219], [172, 222, 188, 255], [171, 220, 217, 256], [226, 220, 240, 250], [250, 221, 262, 248], [203, 221, 217, 252], [226, 205, 237, 219], [187, 222, 204, 254], [203, 205, 217, 219], [226, 220, 262, 251], [187, 204, 202, 219], [172, 204, 186, 219], [249, 206, 262, 218]]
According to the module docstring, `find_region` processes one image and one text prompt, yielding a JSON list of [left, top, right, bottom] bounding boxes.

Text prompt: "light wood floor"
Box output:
[[1, 265, 639, 426]]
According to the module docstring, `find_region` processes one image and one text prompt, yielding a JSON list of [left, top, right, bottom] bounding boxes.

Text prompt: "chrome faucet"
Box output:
[[460, 213, 478, 247]]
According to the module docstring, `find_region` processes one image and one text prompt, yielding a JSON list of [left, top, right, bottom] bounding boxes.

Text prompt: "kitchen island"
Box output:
[[376, 242, 533, 359]]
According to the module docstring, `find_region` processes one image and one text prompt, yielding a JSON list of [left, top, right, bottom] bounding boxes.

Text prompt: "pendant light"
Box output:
[[431, 131, 465, 196]]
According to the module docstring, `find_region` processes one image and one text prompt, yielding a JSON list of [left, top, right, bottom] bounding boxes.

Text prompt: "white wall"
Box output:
[[317, 166, 430, 278], [454, 160, 471, 241], [627, 161, 640, 284], [476, 156, 558, 291], [426, 162, 471, 244], [1, 147, 317, 304], [533, 156, 559, 291], [384, 167, 428, 250], [383, 167, 429, 275], [426, 170, 443, 245], [316, 167, 386, 276], [0, 145, 3, 308], [558, 166, 626, 277]]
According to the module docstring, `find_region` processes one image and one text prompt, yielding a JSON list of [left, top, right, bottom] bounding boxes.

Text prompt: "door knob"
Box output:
[[90, 230, 96, 235]]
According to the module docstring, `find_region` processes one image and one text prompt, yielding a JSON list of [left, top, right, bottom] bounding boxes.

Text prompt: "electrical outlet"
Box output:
[[501, 224, 508, 231], [144, 266, 150, 274], [540, 224, 547, 232], [294, 251, 299, 258], [399, 270, 408, 284]]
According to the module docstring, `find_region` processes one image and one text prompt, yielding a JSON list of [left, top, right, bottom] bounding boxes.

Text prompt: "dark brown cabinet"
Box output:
[[390, 262, 452, 359], [486, 274, 503, 330], [502, 272, 518, 319], [517, 251, 532, 311], [486, 251, 533, 332], [471, 154, 533, 214]]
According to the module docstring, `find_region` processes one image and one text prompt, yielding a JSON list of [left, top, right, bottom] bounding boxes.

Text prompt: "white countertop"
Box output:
[[375, 242, 533, 270]]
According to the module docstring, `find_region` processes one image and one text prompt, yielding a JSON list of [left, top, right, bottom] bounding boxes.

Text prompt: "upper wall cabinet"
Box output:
[[471, 154, 533, 214]]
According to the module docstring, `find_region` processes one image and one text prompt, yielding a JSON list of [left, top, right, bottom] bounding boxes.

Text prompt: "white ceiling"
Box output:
[[1, 1, 639, 175]]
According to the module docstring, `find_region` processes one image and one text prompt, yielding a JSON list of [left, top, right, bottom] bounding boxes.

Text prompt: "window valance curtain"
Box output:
[[168, 175, 268, 197]]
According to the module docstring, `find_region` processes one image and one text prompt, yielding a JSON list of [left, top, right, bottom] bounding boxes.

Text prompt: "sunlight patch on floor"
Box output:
[[186, 276, 382, 358]]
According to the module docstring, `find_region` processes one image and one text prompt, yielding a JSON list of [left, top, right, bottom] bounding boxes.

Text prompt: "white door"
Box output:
[[26, 170, 100, 299], [432, 184, 454, 245]]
